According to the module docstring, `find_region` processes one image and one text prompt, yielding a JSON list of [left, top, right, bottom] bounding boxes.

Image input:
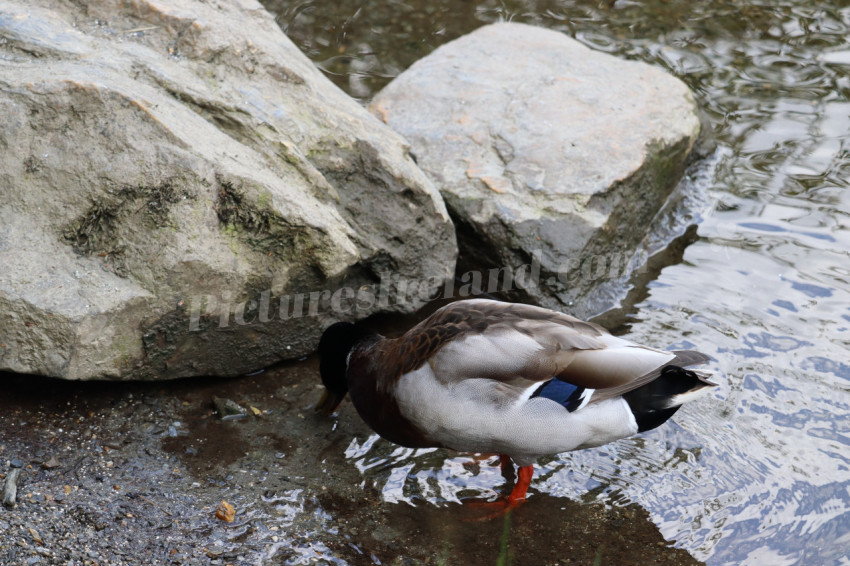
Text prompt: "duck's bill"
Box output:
[[315, 388, 344, 416]]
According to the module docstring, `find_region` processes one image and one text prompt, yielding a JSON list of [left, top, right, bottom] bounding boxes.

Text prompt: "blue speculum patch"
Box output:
[[532, 379, 586, 412]]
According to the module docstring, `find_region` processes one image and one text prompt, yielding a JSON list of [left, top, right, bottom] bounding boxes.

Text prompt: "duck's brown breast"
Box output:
[[346, 348, 438, 449]]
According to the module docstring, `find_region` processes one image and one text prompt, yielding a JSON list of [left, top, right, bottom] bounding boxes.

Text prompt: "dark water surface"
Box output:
[[260, 1, 850, 564]]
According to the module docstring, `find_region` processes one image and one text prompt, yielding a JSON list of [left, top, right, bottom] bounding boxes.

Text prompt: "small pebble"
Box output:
[[212, 397, 248, 420], [10, 458, 24, 468], [215, 500, 236, 522], [3, 467, 22, 508]]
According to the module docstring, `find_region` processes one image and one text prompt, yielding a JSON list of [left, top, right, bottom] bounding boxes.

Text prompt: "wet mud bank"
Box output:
[[0, 361, 701, 565]]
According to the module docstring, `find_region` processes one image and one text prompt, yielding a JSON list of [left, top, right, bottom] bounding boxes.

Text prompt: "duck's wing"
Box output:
[[585, 349, 712, 406], [388, 299, 681, 392]]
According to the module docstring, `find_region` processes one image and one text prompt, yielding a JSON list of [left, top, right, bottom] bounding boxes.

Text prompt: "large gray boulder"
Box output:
[[0, 0, 456, 380], [371, 22, 704, 319]]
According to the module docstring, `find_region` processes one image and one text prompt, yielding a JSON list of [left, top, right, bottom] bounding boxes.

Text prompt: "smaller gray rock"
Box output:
[[372, 22, 704, 318]]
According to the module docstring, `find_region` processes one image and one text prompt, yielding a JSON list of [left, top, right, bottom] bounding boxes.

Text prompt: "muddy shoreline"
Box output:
[[1, 361, 702, 565]]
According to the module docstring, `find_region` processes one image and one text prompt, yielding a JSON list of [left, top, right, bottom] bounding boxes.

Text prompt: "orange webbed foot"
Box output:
[[463, 460, 534, 521]]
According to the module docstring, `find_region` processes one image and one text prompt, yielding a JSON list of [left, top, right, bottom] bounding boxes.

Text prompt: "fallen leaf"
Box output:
[[215, 500, 235, 522]]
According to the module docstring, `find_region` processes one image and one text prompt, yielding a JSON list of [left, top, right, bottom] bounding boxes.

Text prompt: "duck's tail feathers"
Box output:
[[622, 351, 717, 433], [669, 350, 712, 369]]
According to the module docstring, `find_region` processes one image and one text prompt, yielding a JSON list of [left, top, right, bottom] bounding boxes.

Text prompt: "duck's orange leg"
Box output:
[[506, 465, 534, 506], [464, 461, 534, 520]]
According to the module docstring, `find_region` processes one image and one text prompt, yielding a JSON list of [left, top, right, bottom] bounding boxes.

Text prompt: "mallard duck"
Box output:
[[317, 298, 715, 508]]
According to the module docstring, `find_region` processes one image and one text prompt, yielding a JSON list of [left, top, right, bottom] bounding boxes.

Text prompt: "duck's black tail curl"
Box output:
[[623, 352, 717, 433]]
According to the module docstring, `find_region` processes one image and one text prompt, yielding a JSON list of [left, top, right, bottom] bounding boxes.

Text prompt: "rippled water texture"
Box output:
[[263, 1, 850, 563]]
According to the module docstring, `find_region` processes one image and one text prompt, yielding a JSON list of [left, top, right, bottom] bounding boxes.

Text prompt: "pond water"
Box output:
[[262, 1, 850, 564]]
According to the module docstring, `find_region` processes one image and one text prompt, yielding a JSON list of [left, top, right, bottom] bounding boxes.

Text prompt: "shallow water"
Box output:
[[261, 1, 850, 564]]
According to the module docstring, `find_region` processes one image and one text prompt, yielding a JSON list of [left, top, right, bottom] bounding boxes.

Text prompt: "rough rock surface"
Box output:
[[0, 0, 456, 380], [371, 22, 703, 318]]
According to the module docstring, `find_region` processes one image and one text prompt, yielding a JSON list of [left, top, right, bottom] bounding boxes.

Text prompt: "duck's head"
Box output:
[[316, 321, 363, 415]]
